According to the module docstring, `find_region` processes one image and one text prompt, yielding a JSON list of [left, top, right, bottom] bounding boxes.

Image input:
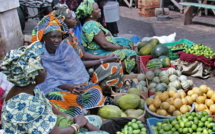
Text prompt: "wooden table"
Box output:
[[179, 0, 215, 25]]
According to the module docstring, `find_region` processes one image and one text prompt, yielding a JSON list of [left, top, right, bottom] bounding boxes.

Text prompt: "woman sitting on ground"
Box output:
[[35, 22, 119, 117], [32, 4, 124, 93], [1, 41, 108, 134], [76, 0, 137, 74]]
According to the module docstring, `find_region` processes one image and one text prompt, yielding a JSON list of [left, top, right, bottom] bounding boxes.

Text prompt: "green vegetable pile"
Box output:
[[116, 119, 147, 134], [151, 111, 215, 134], [171, 43, 188, 50], [184, 44, 215, 59]]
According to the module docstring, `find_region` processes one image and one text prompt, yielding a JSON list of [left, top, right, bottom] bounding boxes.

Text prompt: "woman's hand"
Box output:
[[58, 84, 84, 95], [74, 115, 88, 128], [103, 55, 120, 63]]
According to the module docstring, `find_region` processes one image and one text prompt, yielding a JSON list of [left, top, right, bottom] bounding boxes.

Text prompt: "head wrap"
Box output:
[[32, 4, 70, 42], [53, 3, 70, 21], [1, 41, 44, 87], [76, 0, 95, 19]]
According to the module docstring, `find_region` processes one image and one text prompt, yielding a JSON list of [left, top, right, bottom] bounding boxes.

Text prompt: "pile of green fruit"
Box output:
[[184, 44, 215, 59], [117, 119, 147, 134], [151, 111, 215, 134], [171, 43, 188, 50]]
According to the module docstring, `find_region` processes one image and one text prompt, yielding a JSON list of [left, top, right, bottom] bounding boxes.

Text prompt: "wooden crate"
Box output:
[[138, 0, 160, 8], [138, 8, 156, 17]]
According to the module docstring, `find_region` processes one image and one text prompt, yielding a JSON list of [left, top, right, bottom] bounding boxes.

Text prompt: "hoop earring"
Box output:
[[31, 81, 36, 85]]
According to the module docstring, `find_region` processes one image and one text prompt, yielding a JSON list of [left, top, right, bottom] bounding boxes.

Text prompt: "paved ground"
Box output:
[[23, 6, 215, 88]]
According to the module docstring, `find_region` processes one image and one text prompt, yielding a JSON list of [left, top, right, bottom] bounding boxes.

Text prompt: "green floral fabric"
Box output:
[[81, 21, 137, 73]]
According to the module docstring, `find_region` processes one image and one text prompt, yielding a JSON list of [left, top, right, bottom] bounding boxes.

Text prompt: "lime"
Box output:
[[208, 129, 213, 134], [182, 128, 188, 133], [174, 124, 180, 130], [206, 122, 214, 128], [141, 128, 146, 132], [136, 120, 142, 124], [188, 116, 194, 121], [188, 128, 193, 133], [192, 124, 197, 131], [207, 117, 213, 122], [173, 132, 179, 134], [156, 122, 162, 126], [176, 116, 181, 121], [138, 124, 144, 129], [178, 128, 183, 133], [197, 128, 202, 132], [193, 118, 199, 124], [163, 124, 172, 131], [171, 127, 176, 131], [191, 112, 196, 117], [131, 119, 136, 123], [185, 122, 192, 127], [171, 120, 178, 126], [159, 129, 164, 133], [198, 122, 204, 127], [180, 122, 185, 128], [201, 117, 207, 122], [131, 123, 139, 130]]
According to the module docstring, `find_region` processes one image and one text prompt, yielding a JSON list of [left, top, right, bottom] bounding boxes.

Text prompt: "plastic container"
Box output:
[[139, 55, 175, 73], [147, 118, 165, 134], [162, 39, 195, 51], [144, 101, 195, 119], [147, 117, 215, 134], [103, 1, 120, 22]]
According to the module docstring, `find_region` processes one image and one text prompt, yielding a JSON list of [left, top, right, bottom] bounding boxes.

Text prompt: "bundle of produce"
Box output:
[[184, 44, 215, 59], [170, 43, 188, 50], [98, 89, 145, 120], [117, 119, 147, 134], [137, 38, 160, 56], [147, 68, 193, 93], [150, 111, 215, 134], [145, 89, 194, 117], [186, 85, 215, 120]]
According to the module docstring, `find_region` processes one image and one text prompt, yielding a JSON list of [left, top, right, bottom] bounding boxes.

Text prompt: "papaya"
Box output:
[[149, 38, 160, 45], [128, 109, 144, 118], [137, 41, 149, 51], [138, 42, 157, 56]]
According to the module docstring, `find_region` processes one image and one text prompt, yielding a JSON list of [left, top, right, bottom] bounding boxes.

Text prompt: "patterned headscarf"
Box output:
[[76, 0, 95, 19], [1, 41, 44, 87], [32, 3, 70, 42]]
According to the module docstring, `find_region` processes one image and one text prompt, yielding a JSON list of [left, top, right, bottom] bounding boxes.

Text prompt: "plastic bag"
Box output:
[[141, 32, 176, 44]]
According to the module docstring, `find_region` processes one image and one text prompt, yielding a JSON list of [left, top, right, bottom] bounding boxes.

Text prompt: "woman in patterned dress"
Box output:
[[32, 4, 125, 94], [1, 41, 108, 134], [76, 0, 137, 74]]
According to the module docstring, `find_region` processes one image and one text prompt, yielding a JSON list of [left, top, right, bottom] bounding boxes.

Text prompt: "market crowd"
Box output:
[[0, 0, 138, 133]]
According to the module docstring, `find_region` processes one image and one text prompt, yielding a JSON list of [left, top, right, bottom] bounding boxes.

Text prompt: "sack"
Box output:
[[119, 79, 137, 93], [173, 59, 214, 78]]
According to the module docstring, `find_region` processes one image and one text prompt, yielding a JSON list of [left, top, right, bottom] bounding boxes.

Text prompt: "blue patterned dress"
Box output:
[[1, 87, 57, 134]]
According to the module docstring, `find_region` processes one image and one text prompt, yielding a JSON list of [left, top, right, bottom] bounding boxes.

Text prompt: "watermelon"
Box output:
[[151, 44, 169, 58], [146, 59, 163, 69], [158, 56, 171, 67]]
